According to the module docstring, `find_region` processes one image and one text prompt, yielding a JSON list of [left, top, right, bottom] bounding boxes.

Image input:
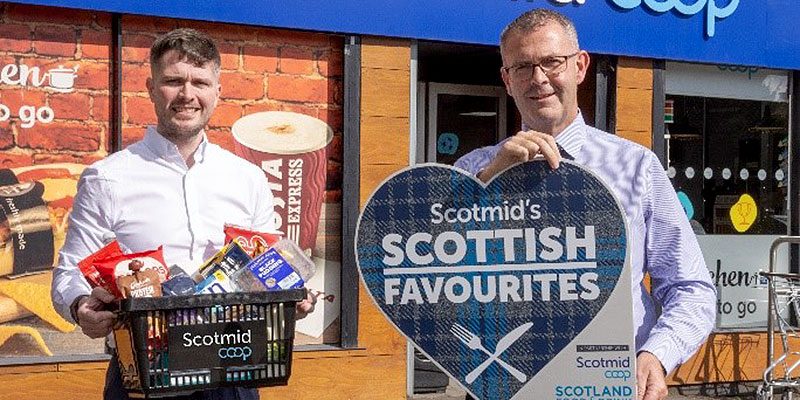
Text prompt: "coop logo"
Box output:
[[610, 0, 739, 37], [219, 346, 252, 361], [555, 385, 633, 400], [605, 370, 632, 381], [182, 329, 253, 361]]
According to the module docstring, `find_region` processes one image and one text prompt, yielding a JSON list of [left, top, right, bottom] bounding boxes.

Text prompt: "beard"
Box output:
[[155, 109, 211, 144]]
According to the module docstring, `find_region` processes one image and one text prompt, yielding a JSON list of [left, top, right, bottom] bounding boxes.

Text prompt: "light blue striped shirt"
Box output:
[[454, 113, 716, 373]]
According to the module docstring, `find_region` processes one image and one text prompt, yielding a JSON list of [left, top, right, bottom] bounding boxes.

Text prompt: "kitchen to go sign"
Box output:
[[610, 0, 739, 37], [0, 63, 80, 93]]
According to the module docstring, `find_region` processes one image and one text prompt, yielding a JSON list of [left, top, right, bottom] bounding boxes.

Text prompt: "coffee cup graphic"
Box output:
[[232, 111, 333, 256]]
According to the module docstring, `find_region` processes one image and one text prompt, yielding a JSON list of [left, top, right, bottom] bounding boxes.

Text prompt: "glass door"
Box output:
[[424, 83, 508, 164]]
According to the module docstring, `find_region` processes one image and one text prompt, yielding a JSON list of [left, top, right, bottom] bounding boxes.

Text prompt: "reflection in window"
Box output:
[[666, 96, 789, 234]]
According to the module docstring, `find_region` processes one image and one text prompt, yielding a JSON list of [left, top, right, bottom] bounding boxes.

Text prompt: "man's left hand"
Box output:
[[296, 290, 318, 320], [636, 351, 668, 400]]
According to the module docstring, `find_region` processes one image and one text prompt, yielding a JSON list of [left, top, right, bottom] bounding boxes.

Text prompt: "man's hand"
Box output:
[[478, 130, 561, 182], [76, 287, 117, 339], [295, 290, 319, 320], [636, 351, 668, 400]]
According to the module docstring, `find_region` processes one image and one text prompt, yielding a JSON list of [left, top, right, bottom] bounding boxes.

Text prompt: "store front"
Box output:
[[0, 0, 799, 398]]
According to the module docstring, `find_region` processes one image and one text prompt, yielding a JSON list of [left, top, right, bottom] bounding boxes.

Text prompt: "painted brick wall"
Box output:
[[0, 3, 110, 166]]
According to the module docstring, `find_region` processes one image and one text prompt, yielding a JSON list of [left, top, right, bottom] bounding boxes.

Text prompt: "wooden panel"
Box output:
[[0, 369, 105, 400], [360, 164, 408, 206], [361, 116, 410, 165], [361, 68, 410, 118], [263, 353, 406, 399], [58, 361, 108, 371], [616, 87, 652, 135], [0, 355, 405, 400], [616, 129, 652, 148], [617, 57, 653, 90], [668, 332, 800, 384], [361, 37, 411, 70], [0, 363, 58, 375], [357, 283, 406, 354]]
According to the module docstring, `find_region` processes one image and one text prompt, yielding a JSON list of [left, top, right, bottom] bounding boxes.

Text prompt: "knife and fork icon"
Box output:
[[450, 322, 533, 384]]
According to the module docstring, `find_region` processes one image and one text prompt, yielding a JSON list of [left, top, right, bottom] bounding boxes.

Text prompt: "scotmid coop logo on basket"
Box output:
[[182, 329, 253, 361]]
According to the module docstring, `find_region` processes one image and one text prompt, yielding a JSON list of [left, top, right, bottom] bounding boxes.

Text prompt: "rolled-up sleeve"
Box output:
[[51, 167, 117, 323], [638, 155, 717, 373]]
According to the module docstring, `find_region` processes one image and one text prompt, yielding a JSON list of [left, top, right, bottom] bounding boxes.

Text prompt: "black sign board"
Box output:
[[168, 317, 268, 371]]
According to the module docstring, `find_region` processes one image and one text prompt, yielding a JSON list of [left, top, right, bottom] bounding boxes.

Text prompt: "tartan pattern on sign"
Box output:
[[356, 161, 627, 400]]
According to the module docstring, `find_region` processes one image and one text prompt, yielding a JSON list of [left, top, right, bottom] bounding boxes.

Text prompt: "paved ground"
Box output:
[[410, 379, 759, 399]]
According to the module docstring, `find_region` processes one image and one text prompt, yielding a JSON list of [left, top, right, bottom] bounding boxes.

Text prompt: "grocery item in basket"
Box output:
[[270, 238, 315, 281], [192, 241, 252, 283], [78, 240, 124, 295], [195, 268, 238, 294], [117, 260, 163, 298], [91, 247, 169, 298], [161, 265, 195, 296], [236, 247, 304, 291], [224, 224, 280, 258]]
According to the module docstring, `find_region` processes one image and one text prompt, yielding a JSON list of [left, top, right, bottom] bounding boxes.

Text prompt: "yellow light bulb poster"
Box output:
[[730, 194, 758, 233]]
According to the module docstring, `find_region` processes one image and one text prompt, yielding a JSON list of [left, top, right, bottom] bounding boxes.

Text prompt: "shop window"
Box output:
[[664, 61, 790, 330], [666, 96, 788, 235]]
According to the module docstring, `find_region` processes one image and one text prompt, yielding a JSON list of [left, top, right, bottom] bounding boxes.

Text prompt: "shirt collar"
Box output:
[[144, 126, 209, 165], [519, 111, 587, 159]]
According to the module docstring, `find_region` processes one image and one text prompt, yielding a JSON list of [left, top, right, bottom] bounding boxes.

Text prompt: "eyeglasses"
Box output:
[[502, 52, 580, 79]]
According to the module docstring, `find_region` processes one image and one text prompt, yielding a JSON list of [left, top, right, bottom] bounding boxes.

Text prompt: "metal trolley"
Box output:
[[758, 237, 800, 400]]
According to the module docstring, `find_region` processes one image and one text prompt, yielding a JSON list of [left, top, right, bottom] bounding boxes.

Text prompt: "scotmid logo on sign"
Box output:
[[610, 0, 739, 37]]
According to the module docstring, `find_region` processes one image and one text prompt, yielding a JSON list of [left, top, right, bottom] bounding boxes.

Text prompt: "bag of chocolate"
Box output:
[[117, 260, 163, 298], [223, 224, 280, 258]]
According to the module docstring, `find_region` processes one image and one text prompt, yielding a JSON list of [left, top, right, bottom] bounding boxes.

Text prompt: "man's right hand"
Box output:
[[75, 287, 117, 339], [478, 129, 561, 182]]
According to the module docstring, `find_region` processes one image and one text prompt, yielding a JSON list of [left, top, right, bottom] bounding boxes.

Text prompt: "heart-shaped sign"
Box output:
[[356, 161, 635, 400]]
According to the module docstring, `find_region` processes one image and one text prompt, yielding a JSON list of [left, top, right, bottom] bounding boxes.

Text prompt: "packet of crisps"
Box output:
[[223, 224, 280, 258], [93, 247, 169, 298], [78, 240, 124, 294], [117, 260, 163, 298]]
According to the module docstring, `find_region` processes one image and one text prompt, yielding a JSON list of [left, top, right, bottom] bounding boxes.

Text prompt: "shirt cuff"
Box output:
[[53, 285, 91, 324], [638, 333, 681, 374]]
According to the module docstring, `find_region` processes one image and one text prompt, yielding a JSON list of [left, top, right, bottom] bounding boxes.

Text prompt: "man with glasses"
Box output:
[[456, 9, 715, 400]]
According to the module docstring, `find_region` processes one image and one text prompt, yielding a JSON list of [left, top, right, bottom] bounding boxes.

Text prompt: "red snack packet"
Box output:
[[92, 246, 169, 298], [224, 224, 280, 258], [78, 240, 124, 293]]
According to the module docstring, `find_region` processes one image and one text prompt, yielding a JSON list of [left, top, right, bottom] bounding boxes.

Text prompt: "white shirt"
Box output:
[[51, 126, 276, 323]]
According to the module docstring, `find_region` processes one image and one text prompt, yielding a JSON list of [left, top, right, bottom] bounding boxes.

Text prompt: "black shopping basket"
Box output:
[[112, 289, 305, 398]]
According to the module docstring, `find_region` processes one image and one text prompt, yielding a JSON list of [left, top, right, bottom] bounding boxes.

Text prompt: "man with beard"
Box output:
[[456, 9, 716, 400], [51, 28, 316, 399]]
